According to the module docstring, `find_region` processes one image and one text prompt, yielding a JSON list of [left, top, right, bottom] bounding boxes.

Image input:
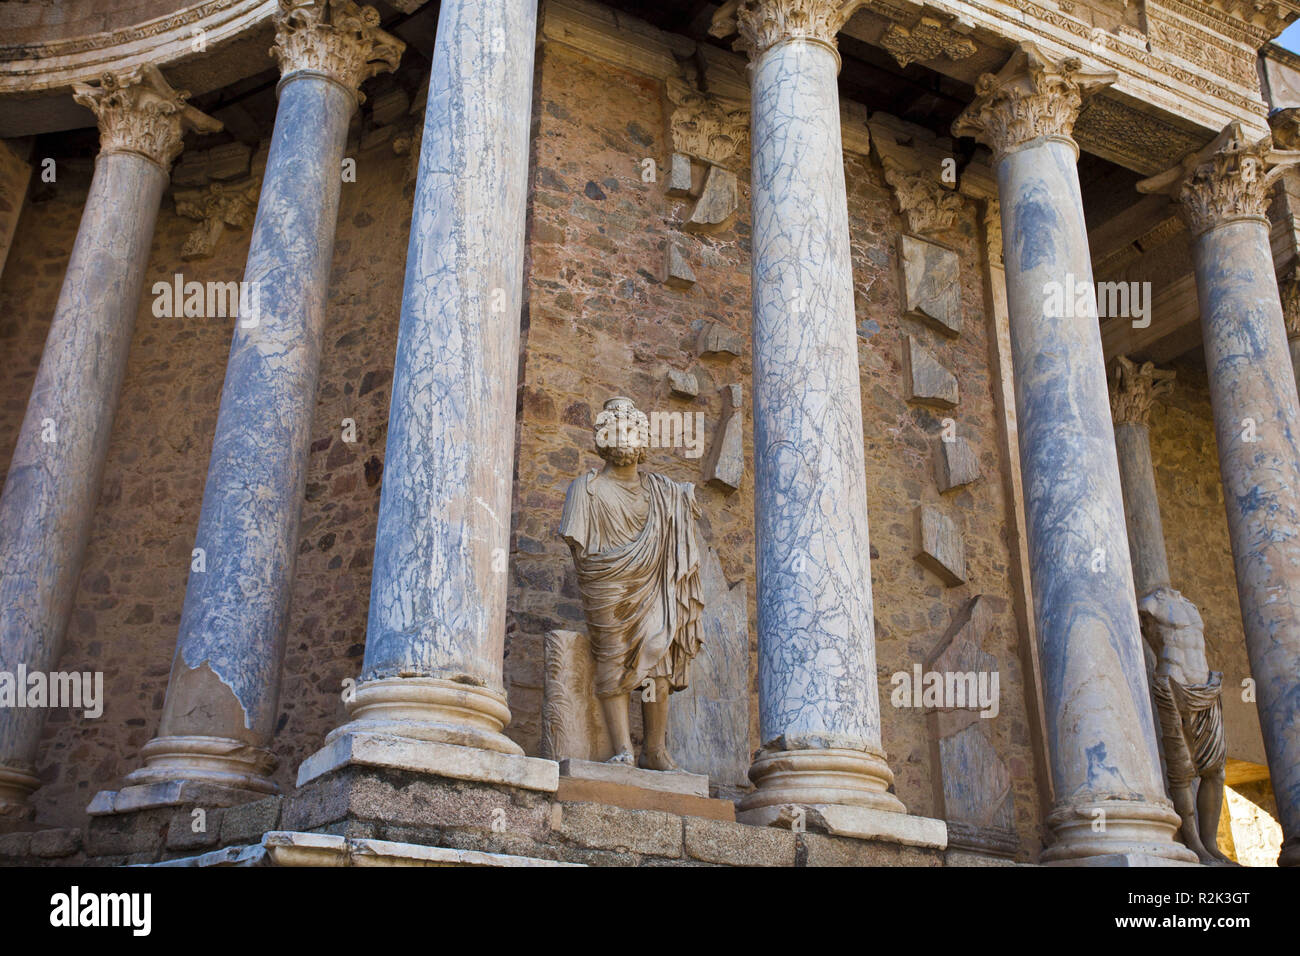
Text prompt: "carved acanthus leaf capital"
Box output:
[[271, 0, 403, 105], [175, 177, 263, 260], [72, 64, 221, 170], [951, 42, 1115, 161], [666, 75, 750, 169], [1109, 355, 1176, 427], [709, 0, 867, 60], [885, 170, 965, 236], [1137, 122, 1300, 237], [880, 15, 977, 69]]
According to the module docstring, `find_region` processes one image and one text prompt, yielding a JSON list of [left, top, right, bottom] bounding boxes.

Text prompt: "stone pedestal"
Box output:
[[711, 0, 903, 820], [954, 43, 1193, 864], [1141, 123, 1300, 866], [117, 2, 402, 799], [303, 0, 538, 765], [0, 66, 218, 819]]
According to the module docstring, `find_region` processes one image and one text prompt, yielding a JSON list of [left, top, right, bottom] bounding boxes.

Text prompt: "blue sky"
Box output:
[[1278, 21, 1300, 53]]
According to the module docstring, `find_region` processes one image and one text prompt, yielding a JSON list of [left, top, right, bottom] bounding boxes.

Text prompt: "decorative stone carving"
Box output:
[[926, 596, 1018, 858], [869, 112, 965, 239], [903, 335, 958, 407], [175, 177, 262, 260], [934, 436, 981, 493], [1109, 355, 1175, 427], [541, 629, 614, 762], [1071, 95, 1205, 177], [880, 15, 977, 69], [709, 0, 868, 57], [560, 397, 705, 771], [1137, 588, 1232, 864], [665, 75, 749, 169], [702, 384, 744, 492], [1137, 122, 1300, 237], [899, 235, 962, 335], [915, 504, 965, 586], [951, 41, 1116, 161], [983, 199, 1003, 266], [271, 0, 404, 103], [886, 172, 965, 237], [72, 64, 221, 169]]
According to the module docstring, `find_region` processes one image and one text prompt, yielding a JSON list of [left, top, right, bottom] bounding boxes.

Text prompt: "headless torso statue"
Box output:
[[1138, 587, 1232, 864], [560, 397, 703, 770]]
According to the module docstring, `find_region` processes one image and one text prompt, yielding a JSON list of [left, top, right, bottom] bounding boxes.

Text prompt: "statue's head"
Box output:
[[1138, 587, 1204, 650], [593, 396, 650, 466]]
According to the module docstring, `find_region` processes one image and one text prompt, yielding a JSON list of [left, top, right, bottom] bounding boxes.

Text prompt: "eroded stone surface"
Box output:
[[702, 383, 744, 492], [934, 436, 981, 493], [900, 234, 962, 335], [904, 335, 958, 408], [915, 505, 965, 586]]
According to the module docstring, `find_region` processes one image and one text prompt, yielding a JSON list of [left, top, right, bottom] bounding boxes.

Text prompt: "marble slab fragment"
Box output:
[[899, 234, 962, 335], [904, 335, 958, 408], [934, 436, 981, 492], [915, 505, 965, 586]]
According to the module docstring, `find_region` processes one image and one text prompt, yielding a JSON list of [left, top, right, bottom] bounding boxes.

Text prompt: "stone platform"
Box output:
[[557, 758, 735, 822]]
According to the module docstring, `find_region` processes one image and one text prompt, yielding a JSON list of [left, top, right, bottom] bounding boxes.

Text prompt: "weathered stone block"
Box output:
[[702, 383, 743, 492], [667, 151, 693, 196], [696, 320, 743, 359], [685, 164, 738, 232], [684, 817, 797, 866], [0, 830, 32, 861], [167, 807, 221, 850], [665, 241, 696, 289], [915, 505, 965, 586], [800, 832, 944, 867], [667, 368, 699, 398], [29, 827, 82, 858], [554, 803, 683, 858], [904, 336, 958, 408], [899, 234, 962, 335], [219, 796, 282, 845], [934, 436, 981, 492]]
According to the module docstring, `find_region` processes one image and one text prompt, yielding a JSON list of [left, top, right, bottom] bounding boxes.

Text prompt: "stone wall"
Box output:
[[0, 134, 410, 825]]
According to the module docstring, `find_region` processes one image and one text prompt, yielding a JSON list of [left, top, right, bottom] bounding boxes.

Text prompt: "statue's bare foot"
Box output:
[[607, 750, 635, 766], [638, 748, 677, 772]]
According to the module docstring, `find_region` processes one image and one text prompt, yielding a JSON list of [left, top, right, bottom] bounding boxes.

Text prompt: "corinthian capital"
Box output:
[[709, 0, 867, 60], [272, 0, 403, 105], [951, 42, 1115, 161], [72, 64, 221, 170], [1109, 355, 1175, 427], [1137, 122, 1300, 237]]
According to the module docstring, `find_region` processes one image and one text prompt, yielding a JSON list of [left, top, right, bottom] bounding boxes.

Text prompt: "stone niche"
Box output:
[[541, 543, 750, 792]]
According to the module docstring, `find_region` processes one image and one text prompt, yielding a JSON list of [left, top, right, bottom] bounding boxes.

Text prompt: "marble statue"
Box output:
[[560, 396, 704, 770], [1137, 587, 1232, 864]]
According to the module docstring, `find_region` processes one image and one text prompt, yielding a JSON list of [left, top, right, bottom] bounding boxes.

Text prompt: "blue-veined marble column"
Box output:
[[954, 43, 1194, 863], [1141, 124, 1300, 866], [0, 66, 218, 819], [300, 0, 541, 773], [117, 2, 402, 798], [709, 0, 905, 819]]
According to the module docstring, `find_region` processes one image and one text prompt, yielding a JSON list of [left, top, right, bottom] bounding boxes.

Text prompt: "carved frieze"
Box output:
[[880, 15, 977, 68], [175, 177, 262, 260], [271, 0, 404, 103], [72, 64, 221, 169]]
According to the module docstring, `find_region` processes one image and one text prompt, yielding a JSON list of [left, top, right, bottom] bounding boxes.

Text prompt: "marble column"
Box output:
[[0, 67, 218, 818], [1140, 124, 1300, 866], [119, 2, 401, 796], [708, 0, 905, 818], [1109, 356, 1177, 599], [299, 0, 542, 777], [953, 44, 1194, 863]]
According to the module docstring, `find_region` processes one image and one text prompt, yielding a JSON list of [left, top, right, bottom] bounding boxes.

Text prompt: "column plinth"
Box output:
[[954, 43, 1194, 863], [115, 1, 402, 803], [1140, 123, 1300, 866], [711, 0, 904, 819], [301, 0, 542, 777], [0, 65, 218, 820]]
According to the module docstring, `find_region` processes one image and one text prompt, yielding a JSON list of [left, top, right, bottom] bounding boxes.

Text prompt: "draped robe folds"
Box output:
[[1152, 670, 1225, 786], [560, 469, 704, 699]]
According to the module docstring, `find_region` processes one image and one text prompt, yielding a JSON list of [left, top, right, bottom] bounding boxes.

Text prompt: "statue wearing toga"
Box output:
[[560, 397, 704, 770]]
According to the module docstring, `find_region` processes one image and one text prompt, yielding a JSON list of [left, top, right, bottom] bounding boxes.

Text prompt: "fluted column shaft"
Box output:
[[711, 1, 903, 816], [1141, 124, 1300, 866], [954, 44, 1193, 863], [125, 2, 401, 795], [314, 0, 538, 757], [0, 67, 217, 817]]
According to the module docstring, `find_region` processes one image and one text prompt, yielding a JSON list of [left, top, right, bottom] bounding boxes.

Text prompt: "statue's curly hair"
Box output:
[[593, 397, 649, 464]]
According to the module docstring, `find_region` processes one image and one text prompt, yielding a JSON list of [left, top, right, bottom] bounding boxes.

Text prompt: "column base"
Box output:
[[120, 734, 279, 795], [738, 745, 907, 815], [1040, 798, 1199, 864], [324, 676, 524, 756], [0, 764, 40, 821]]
